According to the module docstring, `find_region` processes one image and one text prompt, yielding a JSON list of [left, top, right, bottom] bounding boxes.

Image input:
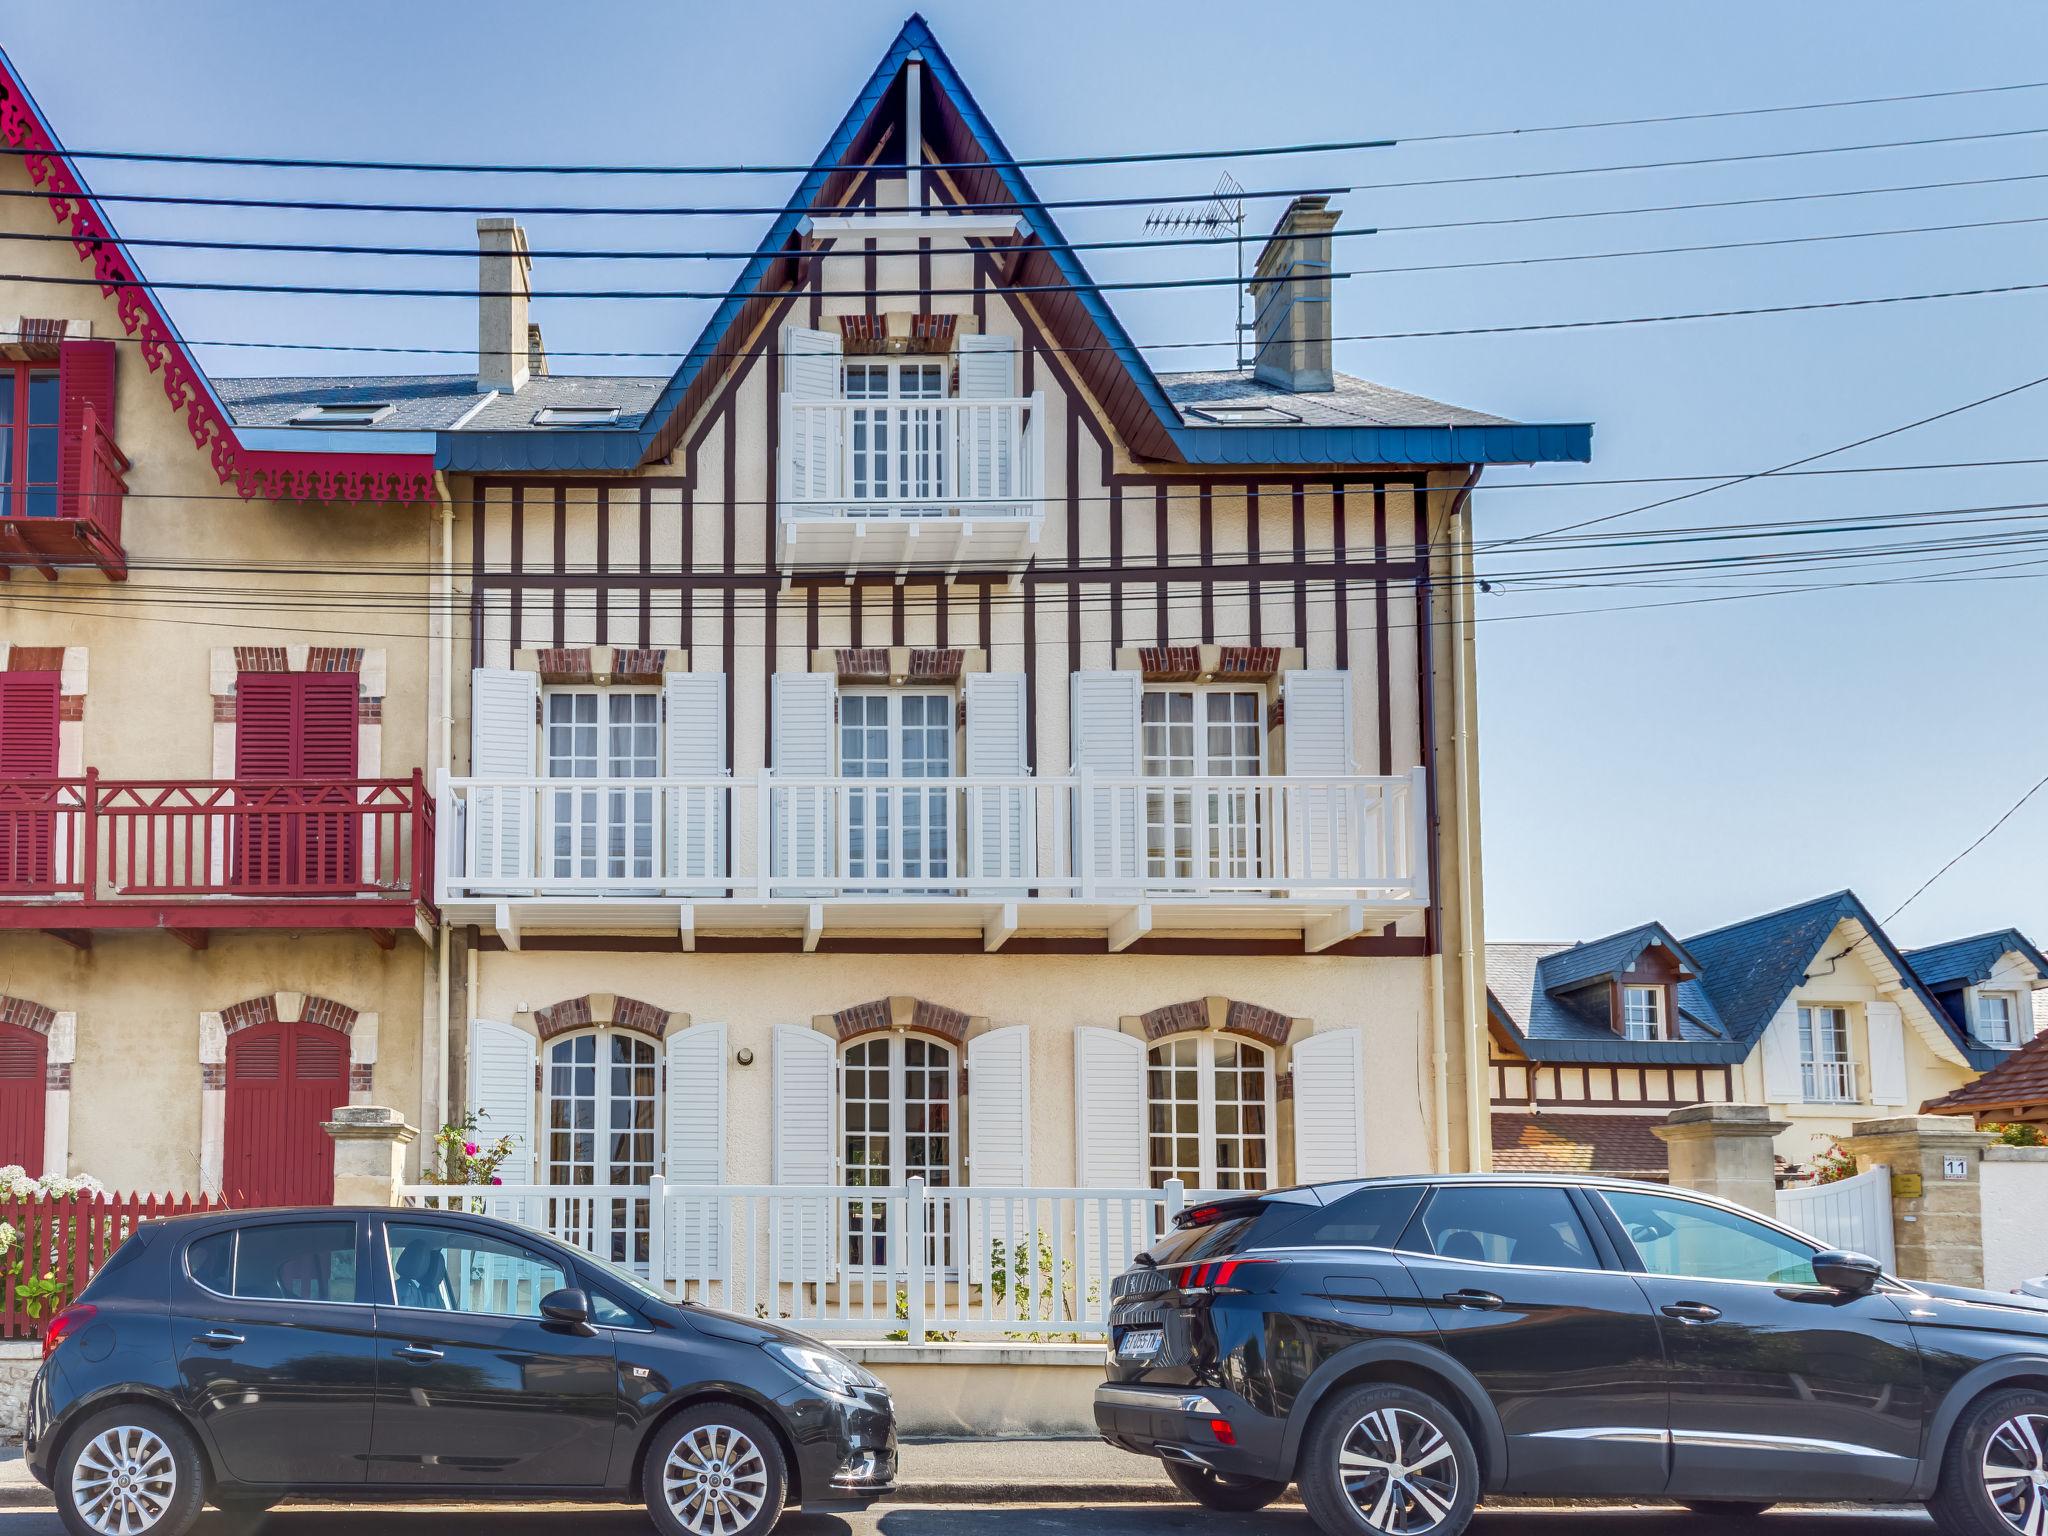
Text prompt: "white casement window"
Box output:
[[842, 1035, 957, 1268], [1145, 1035, 1273, 1192], [543, 688, 659, 881], [1140, 687, 1264, 884], [1798, 1005, 1857, 1103], [544, 1031, 660, 1269], [1621, 985, 1665, 1041], [845, 360, 948, 512], [1974, 991, 2020, 1047], [842, 690, 955, 885]]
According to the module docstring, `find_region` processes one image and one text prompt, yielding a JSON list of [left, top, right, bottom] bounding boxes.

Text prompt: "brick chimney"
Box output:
[[1249, 196, 1339, 393], [477, 217, 532, 394]]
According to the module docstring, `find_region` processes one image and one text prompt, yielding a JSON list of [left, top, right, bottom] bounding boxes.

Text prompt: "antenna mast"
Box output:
[[1144, 172, 1248, 370]]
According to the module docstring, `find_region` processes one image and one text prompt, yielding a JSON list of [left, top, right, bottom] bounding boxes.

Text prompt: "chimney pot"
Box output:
[[477, 217, 533, 394], [1249, 196, 1339, 394]]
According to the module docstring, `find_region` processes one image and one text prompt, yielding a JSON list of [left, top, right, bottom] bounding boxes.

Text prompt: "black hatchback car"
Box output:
[[1098, 1175, 2048, 1536], [25, 1205, 895, 1536]]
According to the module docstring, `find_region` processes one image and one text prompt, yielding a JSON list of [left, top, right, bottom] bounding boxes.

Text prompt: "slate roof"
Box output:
[[1905, 930, 2048, 990], [215, 374, 664, 432], [1491, 1113, 1670, 1179], [1922, 1030, 2048, 1116], [1157, 371, 1515, 431]]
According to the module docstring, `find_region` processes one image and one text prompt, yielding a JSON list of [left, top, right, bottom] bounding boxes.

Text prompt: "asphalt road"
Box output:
[[0, 1504, 1942, 1536]]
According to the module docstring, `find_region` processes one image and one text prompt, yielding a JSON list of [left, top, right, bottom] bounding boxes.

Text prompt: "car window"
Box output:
[[188, 1222, 359, 1303], [1602, 1189, 1819, 1285], [1294, 1185, 1426, 1248], [386, 1222, 568, 1318], [587, 1289, 641, 1329], [1400, 1185, 1601, 1271]]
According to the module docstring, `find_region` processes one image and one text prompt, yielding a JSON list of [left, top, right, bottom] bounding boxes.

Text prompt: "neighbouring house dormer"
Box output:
[[1906, 929, 2048, 1052], [1539, 923, 1703, 1042]]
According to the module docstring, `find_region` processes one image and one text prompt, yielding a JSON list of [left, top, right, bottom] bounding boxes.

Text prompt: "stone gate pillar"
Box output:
[[324, 1105, 419, 1206], [1840, 1114, 1993, 1287], [1655, 1103, 1787, 1216]]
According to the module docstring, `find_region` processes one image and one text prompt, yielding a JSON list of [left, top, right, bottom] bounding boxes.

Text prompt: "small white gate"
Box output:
[[1776, 1165, 1896, 1272]]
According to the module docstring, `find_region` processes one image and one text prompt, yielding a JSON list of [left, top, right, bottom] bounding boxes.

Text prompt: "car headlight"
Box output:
[[764, 1341, 881, 1396]]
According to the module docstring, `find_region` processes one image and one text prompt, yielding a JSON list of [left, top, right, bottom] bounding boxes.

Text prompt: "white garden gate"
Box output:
[[1776, 1165, 1896, 1272]]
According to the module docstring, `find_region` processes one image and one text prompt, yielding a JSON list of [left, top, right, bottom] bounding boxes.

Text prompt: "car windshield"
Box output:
[[578, 1248, 678, 1310]]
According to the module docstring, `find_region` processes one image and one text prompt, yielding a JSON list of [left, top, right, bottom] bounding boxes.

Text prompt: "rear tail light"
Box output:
[[1208, 1418, 1238, 1446], [42, 1304, 96, 1360], [1176, 1259, 1276, 1295]]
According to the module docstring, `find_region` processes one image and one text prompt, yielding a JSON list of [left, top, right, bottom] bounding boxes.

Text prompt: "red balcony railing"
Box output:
[[0, 405, 128, 581], [0, 771, 432, 909]]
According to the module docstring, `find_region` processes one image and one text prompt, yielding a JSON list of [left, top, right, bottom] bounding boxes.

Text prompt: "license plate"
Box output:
[[1117, 1328, 1163, 1360]]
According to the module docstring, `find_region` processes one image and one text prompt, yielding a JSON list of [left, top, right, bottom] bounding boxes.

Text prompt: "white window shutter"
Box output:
[[1281, 669, 1356, 883], [968, 1026, 1031, 1186], [781, 326, 842, 508], [468, 1018, 537, 1186], [965, 672, 1029, 888], [771, 672, 837, 887], [1759, 999, 1804, 1103], [772, 1024, 835, 1282], [469, 667, 538, 885], [1866, 1000, 1907, 1106], [1282, 669, 1355, 774], [1069, 671, 1142, 889], [955, 332, 1017, 399], [664, 672, 727, 892], [1074, 1026, 1147, 1279], [1291, 1027, 1367, 1183], [664, 1021, 727, 1280]]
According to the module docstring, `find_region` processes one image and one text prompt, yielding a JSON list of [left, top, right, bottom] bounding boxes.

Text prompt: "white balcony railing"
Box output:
[[438, 768, 1427, 911], [1801, 1059, 1859, 1104], [399, 1177, 1188, 1342]]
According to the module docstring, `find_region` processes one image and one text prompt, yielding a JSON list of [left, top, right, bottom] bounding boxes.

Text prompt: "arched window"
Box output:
[[1146, 1036, 1272, 1192], [842, 1034, 955, 1268], [545, 1031, 659, 1267]]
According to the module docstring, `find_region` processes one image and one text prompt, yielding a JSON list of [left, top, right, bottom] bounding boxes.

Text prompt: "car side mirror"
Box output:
[[1813, 1250, 1884, 1297], [540, 1287, 594, 1331]]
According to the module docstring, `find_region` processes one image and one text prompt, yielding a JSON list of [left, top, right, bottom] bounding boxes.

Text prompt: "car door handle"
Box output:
[[1661, 1301, 1722, 1323], [393, 1345, 445, 1361], [1442, 1289, 1504, 1311], [196, 1330, 244, 1348]]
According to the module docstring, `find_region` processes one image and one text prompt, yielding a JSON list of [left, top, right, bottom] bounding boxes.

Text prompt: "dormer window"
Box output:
[[291, 402, 394, 427], [1975, 991, 2020, 1047], [532, 406, 620, 427], [1621, 985, 1665, 1041]]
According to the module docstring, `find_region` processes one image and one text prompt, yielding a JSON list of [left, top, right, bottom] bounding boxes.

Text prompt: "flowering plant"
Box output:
[[0, 1167, 106, 1201], [1808, 1136, 1859, 1185], [421, 1112, 517, 1187], [0, 1170, 115, 1324]]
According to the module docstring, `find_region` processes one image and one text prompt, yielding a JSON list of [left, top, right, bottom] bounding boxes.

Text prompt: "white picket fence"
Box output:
[[400, 1176, 1189, 1342], [1776, 1164, 1896, 1272]]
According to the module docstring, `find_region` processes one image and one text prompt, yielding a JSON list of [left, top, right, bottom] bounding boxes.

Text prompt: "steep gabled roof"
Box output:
[[1905, 929, 2048, 991], [1487, 932, 1735, 1065], [1923, 1029, 2048, 1117], [1540, 921, 1702, 994]]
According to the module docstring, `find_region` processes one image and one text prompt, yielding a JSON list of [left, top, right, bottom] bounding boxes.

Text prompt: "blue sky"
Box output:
[[10, 1, 2046, 949]]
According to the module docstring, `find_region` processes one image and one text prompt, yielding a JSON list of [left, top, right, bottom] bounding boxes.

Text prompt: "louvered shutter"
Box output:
[[1866, 1000, 1907, 1106], [663, 672, 727, 893], [1292, 1028, 1367, 1182], [772, 1024, 835, 1282], [966, 1024, 1031, 1283], [469, 1018, 538, 1187], [964, 672, 1029, 888], [235, 674, 358, 891], [781, 326, 842, 509], [664, 1021, 726, 1281], [0, 1023, 47, 1175], [469, 667, 539, 886], [56, 339, 116, 522], [955, 333, 1017, 399], [0, 673, 60, 892], [1281, 669, 1357, 885], [770, 672, 837, 890], [222, 1022, 343, 1207], [955, 333, 1018, 506], [1069, 671, 1142, 890], [1759, 998, 1804, 1103], [1074, 1026, 1147, 1278]]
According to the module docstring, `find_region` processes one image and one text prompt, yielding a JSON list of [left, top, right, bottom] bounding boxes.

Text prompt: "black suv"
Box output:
[[1097, 1175, 2048, 1536], [25, 1206, 895, 1536]]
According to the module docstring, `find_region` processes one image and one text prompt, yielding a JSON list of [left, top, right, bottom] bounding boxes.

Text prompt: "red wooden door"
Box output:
[[234, 672, 358, 891], [221, 1020, 348, 1206], [0, 672, 60, 892], [0, 1022, 46, 1175]]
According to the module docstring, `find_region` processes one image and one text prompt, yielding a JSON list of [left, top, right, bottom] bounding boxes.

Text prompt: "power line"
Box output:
[[1882, 769, 2048, 924]]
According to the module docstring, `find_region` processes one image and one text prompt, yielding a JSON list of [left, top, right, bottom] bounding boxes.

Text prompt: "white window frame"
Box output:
[[541, 685, 662, 883], [838, 687, 958, 887], [1140, 685, 1267, 886], [1797, 1004, 1857, 1104], [541, 1028, 663, 1271], [1144, 1033, 1276, 1193], [843, 359, 950, 513], [1972, 989, 2021, 1047], [1621, 984, 1665, 1042], [838, 1032, 959, 1271]]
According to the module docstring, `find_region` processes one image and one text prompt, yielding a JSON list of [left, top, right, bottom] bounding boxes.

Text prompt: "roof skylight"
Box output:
[[1186, 405, 1303, 426], [533, 406, 621, 427]]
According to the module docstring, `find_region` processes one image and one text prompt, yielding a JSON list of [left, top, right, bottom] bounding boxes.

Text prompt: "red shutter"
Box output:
[[223, 1020, 344, 1206], [57, 340, 117, 522], [234, 673, 359, 891], [0, 1023, 47, 1176], [0, 673, 60, 891]]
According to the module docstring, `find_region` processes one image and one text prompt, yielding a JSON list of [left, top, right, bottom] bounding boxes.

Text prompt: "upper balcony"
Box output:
[[436, 767, 1425, 952], [0, 402, 128, 582], [777, 393, 1044, 576], [0, 772, 434, 949]]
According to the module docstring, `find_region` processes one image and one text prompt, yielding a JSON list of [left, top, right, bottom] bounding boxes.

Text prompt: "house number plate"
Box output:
[[1942, 1155, 1970, 1180]]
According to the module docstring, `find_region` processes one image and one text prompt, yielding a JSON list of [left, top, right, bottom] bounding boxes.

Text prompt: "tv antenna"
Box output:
[[1145, 172, 1249, 370]]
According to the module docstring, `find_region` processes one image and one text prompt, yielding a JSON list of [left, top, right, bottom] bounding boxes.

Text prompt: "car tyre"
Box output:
[[54, 1405, 206, 1536], [1678, 1502, 1774, 1519], [1299, 1382, 1479, 1536], [642, 1403, 789, 1536], [1929, 1386, 2048, 1536], [1162, 1457, 1289, 1511]]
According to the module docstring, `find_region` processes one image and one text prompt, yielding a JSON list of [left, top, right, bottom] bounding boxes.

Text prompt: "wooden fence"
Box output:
[[0, 1194, 220, 1339]]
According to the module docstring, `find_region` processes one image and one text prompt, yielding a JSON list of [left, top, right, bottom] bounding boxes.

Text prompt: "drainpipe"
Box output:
[[1446, 466, 1486, 1171], [430, 472, 457, 1131]]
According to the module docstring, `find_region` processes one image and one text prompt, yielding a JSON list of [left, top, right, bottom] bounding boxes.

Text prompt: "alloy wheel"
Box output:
[[1983, 1412, 2048, 1536], [661, 1423, 770, 1536], [1338, 1406, 1460, 1534], [69, 1425, 178, 1536]]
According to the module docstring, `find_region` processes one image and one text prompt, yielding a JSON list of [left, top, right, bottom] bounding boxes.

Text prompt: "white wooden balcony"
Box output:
[[436, 767, 1427, 950], [777, 394, 1044, 574]]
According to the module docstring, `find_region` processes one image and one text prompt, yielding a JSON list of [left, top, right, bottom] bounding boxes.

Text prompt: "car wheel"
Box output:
[[1930, 1387, 2048, 1536], [55, 1406, 205, 1536], [642, 1403, 788, 1536], [1299, 1382, 1479, 1536], [1678, 1502, 1774, 1519], [1162, 1457, 1289, 1511]]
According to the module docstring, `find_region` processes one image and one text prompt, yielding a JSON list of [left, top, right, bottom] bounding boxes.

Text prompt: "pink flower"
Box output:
[[490, 1177, 502, 1186], [463, 1142, 479, 1157]]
